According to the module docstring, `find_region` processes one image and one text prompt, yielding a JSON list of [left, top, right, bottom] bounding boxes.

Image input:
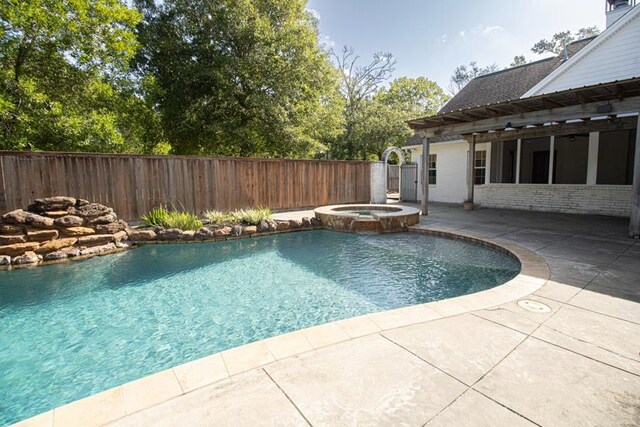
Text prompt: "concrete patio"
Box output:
[[22, 203, 640, 427]]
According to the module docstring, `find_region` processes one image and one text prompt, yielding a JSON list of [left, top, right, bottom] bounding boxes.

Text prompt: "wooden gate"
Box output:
[[400, 163, 418, 202]]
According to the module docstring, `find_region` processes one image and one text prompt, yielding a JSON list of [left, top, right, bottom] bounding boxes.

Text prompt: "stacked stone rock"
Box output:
[[126, 217, 322, 242], [0, 197, 129, 267], [0, 196, 324, 269]]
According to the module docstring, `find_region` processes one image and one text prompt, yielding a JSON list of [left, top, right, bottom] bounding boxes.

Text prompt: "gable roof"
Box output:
[[438, 37, 595, 114], [523, 4, 640, 96]]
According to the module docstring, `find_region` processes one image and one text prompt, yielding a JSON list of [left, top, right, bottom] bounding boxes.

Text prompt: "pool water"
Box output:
[[0, 231, 519, 424]]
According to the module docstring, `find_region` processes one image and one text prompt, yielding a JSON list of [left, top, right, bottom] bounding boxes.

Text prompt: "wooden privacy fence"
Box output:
[[0, 151, 371, 221]]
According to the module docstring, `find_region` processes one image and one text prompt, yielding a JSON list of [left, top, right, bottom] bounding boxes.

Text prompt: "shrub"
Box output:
[[163, 211, 203, 230], [204, 207, 272, 225], [141, 206, 203, 230], [141, 206, 169, 228], [203, 210, 233, 225], [231, 207, 272, 225]]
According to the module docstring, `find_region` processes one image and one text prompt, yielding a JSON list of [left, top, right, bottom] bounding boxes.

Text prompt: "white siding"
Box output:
[[525, 6, 640, 96], [411, 141, 469, 203]]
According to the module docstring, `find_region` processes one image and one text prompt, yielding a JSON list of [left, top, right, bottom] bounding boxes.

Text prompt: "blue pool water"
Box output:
[[0, 230, 519, 424]]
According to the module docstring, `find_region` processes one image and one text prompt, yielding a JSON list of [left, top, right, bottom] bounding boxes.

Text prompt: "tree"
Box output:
[[0, 0, 162, 152], [134, 0, 342, 158], [510, 55, 527, 67], [328, 46, 397, 159], [329, 47, 449, 160], [576, 26, 600, 40], [332, 46, 396, 114], [346, 99, 412, 161], [376, 77, 449, 119], [531, 27, 600, 55], [448, 62, 499, 94]]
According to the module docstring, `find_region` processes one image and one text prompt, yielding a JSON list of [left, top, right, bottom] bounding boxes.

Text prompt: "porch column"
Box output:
[[421, 136, 430, 215], [587, 132, 599, 185], [630, 115, 640, 238], [467, 137, 476, 202], [485, 142, 492, 184], [515, 139, 522, 184], [548, 135, 555, 184]]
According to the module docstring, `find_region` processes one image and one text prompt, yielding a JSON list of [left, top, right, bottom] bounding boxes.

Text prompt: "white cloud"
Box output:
[[471, 24, 505, 35], [458, 30, 466, 37], [482, 25, 504, 34], [439, 34, 448, 43]]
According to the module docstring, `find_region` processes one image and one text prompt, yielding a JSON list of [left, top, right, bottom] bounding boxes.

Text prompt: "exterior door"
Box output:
[[400, 163, 418, 202]]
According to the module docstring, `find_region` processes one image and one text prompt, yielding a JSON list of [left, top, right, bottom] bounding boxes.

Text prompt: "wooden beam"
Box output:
[[446, 114, 475, 123], [510, 103, 538, 114], [483, 107, 503, 117], [461, 111, 485, 120], [421, 136, 430, 216], [630, 114, 640, 238], [470, 116, 638, 144], [417, 96, 640, 138], [577, 91, 595, 104], [543, 98, 566, 109]]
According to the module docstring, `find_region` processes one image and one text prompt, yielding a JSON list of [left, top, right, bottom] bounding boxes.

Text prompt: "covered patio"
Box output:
[[408, 77, 640, 238]]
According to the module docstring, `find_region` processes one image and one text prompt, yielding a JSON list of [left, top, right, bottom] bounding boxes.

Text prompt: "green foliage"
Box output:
[[531, 27, 600, 55], [329, 48, 448, 160], [510, 55, 527, 67], [204, 207, 272, 225], [231, 207, 272, 225], [1, 0, 449, 160], [163, 211, 203, 231], [448, 62, 499, 94], [0, 0, 167, 153], [141, 206, 169, 228], [377, 77, 449, 120], [330, 97, 412, 160], [203, 210, 234, 225], [141, 206, 203, 230], [134, 0, 342, 158]]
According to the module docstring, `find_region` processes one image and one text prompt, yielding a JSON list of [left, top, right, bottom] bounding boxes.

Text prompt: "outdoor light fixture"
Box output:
[[505, 122, 515, 131]]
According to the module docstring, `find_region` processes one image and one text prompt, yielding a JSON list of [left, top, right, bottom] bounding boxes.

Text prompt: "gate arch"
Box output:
[[382, 147, 406, 202]]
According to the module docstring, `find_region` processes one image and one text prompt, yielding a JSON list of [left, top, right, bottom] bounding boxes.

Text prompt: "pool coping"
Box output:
[[313, 203, 421, 219], [13, 226, 550, 427]]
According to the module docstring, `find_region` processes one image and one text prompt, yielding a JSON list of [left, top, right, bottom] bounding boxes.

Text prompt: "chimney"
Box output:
[[606, 0, 633, 27]]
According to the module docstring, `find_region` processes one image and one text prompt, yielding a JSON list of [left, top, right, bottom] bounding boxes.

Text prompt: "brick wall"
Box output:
[[475, 184, 632, 217]]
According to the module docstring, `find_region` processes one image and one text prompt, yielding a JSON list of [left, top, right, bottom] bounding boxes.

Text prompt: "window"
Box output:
[[428, 154, 437, 185], [474, 150, 486, 185]]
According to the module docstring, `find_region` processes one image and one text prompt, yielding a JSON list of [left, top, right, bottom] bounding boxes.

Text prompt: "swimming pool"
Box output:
[[0, 230, 519, 424]]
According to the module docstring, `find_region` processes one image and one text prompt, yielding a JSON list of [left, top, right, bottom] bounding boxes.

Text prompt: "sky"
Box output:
[[306, 0, 606, 91]]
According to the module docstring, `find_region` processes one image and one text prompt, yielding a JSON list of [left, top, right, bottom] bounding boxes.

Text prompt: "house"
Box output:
[[405, 0, 640, 237]]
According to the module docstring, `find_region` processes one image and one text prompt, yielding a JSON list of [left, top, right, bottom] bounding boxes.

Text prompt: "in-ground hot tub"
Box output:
[[314, 204, 421, 233]]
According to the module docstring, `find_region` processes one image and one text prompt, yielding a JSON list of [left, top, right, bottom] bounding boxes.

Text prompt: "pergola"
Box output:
[[408, 77, 640, 238]]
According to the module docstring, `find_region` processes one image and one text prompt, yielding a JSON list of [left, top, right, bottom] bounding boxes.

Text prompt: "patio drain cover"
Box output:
[[517, 299, 551, 313]]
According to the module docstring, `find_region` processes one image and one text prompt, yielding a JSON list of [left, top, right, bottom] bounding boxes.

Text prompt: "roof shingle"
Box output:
[[438, 37, 595, 114]]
